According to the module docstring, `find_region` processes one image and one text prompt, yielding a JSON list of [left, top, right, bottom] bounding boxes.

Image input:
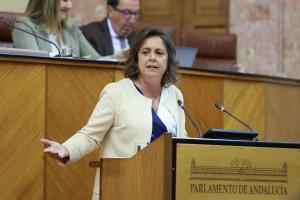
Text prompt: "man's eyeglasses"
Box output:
[[113, 7, 142, 18]]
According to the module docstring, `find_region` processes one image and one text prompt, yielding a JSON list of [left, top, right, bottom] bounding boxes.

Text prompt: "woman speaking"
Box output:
[[41, 27, 187, 199]]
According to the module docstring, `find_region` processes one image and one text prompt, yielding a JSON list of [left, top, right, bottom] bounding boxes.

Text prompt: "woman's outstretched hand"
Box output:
[[40, 138, 70, 164]]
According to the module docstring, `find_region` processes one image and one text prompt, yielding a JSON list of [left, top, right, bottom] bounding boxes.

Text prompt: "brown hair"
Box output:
[[125, 27, 179, 87], [25, 0, 68, 35]]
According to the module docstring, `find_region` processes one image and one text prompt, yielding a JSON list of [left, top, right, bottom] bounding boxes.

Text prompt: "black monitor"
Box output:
[[176, 46, 198, 67], [202, 129, 259, 141]]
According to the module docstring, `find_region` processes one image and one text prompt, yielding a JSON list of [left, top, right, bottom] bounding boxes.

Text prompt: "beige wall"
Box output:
[[0, 0, 28, 13], [69, 0, 106, 26], [230, 0, 300, 79]]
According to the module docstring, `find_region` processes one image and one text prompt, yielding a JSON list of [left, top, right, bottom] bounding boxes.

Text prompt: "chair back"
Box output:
[[179, 30, 237, 68], [0, 12, 19, 48]]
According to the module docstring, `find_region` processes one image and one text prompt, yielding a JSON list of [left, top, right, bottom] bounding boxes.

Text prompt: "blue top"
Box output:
[[134, 84, 167, 142], [150, 109, 168, 142]]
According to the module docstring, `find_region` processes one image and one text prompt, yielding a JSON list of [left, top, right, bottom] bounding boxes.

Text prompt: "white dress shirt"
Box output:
[[107, 19, 129, 54]]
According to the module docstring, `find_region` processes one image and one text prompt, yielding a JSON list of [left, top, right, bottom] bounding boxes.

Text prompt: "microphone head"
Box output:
[[215, 102, 225, 112]]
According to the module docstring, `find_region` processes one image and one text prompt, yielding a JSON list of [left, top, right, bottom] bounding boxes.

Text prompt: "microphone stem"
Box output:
[[224, 110, 253, 131], [182, 107, 203, 137], [0, 18, 61, 57]]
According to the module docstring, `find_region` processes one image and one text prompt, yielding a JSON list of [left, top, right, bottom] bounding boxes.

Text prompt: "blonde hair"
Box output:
[[25, 0, 68, 35]]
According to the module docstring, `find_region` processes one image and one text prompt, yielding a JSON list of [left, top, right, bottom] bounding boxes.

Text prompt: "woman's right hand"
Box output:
[[40, 138, 70, 164]]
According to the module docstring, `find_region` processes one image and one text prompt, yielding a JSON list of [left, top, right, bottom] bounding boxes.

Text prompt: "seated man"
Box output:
[[81, 0, 141, 56]]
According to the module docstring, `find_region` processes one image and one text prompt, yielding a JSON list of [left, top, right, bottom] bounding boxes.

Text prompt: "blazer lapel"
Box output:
[[162, 87, 180, 135], [101, 20, 114, 55], [35, 24, 52, 52]]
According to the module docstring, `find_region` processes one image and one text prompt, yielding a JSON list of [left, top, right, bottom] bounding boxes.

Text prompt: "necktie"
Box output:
[[118, 36, 126, 49]]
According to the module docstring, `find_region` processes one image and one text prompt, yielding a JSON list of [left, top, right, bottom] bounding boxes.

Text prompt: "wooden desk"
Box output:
[[0, 54, 299, 199]]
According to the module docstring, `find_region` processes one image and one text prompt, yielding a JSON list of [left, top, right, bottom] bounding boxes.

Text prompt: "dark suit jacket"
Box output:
[[80, 18, 134, 56]]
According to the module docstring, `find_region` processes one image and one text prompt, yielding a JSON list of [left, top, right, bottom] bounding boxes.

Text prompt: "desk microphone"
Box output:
[[215, 102, 254, 132], [178, 100, 203, 138], [0, 16, 63, 57]]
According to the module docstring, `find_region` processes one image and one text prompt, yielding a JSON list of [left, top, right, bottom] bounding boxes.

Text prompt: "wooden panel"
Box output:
[[142, 0, 172, 15], [0, 62, 45, 200], [194, 0, 228, 16], [140, 0, 229, 32], [101, 134, 172, 200], [224, 80, 265, 139], [266, 83, 300, 142], [46, 65, 115, 200], [0, 54, 300, 199], [182, 0, 229, 31], [140, 0, 182, 28], [114, 68, 125, 81], [178, 74, 223, 137]]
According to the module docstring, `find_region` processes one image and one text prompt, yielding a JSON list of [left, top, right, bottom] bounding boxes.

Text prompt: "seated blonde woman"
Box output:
[[13, 0, 125, 59]]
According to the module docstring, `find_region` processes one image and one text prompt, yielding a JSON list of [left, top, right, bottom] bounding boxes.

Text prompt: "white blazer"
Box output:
[[63, 78, 187, 199]]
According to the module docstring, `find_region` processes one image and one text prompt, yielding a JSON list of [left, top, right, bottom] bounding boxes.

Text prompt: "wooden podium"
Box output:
[[90, 134, 173, 200], [91, 134, 300, 200]]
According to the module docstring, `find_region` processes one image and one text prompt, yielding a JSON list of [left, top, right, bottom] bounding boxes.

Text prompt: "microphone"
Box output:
[[215, 102, 253, 132], [0, 16, 65, 57], [178, 100, 203, 138]]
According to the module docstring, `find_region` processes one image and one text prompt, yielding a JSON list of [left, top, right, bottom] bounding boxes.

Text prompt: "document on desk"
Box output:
[[96, 58, 119, 62], [96, 58, 127, 64], [0, 47, 49, 57]]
